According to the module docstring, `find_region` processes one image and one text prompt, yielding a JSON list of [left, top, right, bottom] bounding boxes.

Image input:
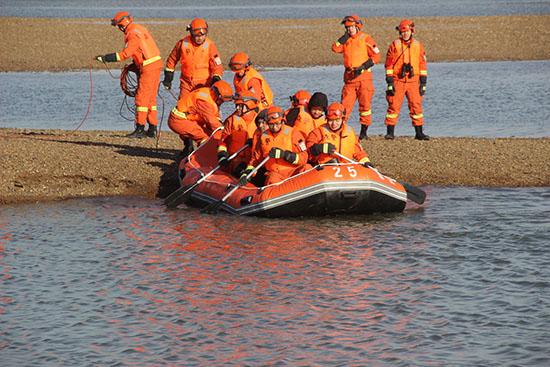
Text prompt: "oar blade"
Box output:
[[402, 182, 426, 205], [164, 184, 196, 209], [201, 199, 224, 214]]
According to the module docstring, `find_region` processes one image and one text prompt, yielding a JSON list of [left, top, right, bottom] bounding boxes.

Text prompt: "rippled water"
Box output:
[[1, 187, 549, 365], [1, 61, 550, 137], [2, 0, 550, 18]]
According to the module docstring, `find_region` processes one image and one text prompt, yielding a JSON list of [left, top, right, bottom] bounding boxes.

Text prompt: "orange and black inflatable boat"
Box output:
[[168, 137, 424, 217]]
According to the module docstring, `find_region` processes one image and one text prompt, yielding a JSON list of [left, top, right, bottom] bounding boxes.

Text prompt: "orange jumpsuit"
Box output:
[[116, 23, 162, 127], [218, 111, 257, 174], [306, 124, 369, 165], [233, 67, 274, 110], [285, 106, 315, 141], [249, 125, 308, 185], [332, 31, 380, 126], [165, 35, 223, 100], [384, 38, 427, 127], [168, 87, 222, 144]]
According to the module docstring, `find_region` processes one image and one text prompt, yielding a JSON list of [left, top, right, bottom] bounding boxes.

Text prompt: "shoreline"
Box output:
[[2, 15, 550, 72], [1, 128, 548, 206]]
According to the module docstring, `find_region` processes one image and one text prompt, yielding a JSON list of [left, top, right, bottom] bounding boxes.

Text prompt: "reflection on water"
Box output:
[[1, 187, 549, 365], [1, 61, 549, 138]]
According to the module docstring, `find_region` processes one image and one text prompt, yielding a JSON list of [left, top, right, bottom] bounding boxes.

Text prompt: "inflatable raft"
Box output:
[[166, 138, 424, 217]]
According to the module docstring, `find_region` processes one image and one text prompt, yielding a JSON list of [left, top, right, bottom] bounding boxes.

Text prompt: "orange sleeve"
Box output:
[[352, 140, 369, 162], [385, 42, 398, 77], [331, 41, 344, 54], [249, 132, 264, 168], [165, 39, 182, 72], [366, 35, 380, 64], [195, 99, 221, 131], [118, 33, 140, 61], [419, 42, 428, 76], [208, 41, 224, 78], [218, 114, 235, 150]]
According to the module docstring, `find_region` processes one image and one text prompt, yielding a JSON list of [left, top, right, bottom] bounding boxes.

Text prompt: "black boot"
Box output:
[[127, 124, 145, 138], [146, 125, 157, 138], [359, 125, 368, 140], [178, 138, 195, 159], [384, 125, 395, 140], [414, 125, 430, 140]]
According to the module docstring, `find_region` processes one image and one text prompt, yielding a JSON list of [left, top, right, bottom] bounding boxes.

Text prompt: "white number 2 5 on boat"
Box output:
[[332, 166, 357, 178]]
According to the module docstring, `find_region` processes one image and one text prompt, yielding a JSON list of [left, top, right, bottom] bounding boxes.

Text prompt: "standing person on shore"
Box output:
[[331, 14, 380, 141], [95, 11, 163, 138], [229, 52, 274, 111], [306, 102, 372, 166], [167, 80, 234, 156], [384, 19, 429, 140]]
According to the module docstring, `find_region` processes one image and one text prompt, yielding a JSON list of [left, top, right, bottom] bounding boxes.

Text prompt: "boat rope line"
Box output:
[[72, 62, 94, 132]]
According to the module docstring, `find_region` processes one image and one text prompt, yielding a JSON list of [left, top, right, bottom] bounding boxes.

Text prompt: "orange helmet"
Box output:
[[326, 102, 345, 120], [211, 80, 234, 102], [229, 52, 251, 71], [187, 18, 208, 36], [341, 14, 363, 29], [397, 19, 415, 33], [111, 11, 133, 28], [266, 106, 284, 124], [234, 90, 259, 110], [290, 90, 311, 107]]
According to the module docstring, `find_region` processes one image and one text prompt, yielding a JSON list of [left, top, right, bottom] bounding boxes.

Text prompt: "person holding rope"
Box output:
[[95, 11, 163, 138], [383, 19, 429, 140], [332, 14, 380, 141], [306, 102, 372, 167]]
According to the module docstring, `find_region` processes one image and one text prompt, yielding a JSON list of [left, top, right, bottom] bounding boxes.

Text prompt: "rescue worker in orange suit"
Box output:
[[331, 14, 380, 141], [217, 91, 260, 176], [308, 92, 329, 129], [307, 102, 372, 167], [229, 52, 274, 110], [95, 11, 163, 138], [384, 19, 429, 140], [284, 90, 314, 140], [162, 18, 223, 100], [168, 80, 233, 156], [240, 106, 309, 186], [248, 109, 270, 186]]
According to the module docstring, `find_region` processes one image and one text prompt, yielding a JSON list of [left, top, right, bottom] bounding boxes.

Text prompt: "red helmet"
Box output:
[[234, 90, 259, 110], [290, 90, 311, 107], [341, 14, 363, 29], [229, 52, 251, 71], [111, 11, 133, 28], [266, 106, 284, 124], [397, 19, 415, 33], [211, 80, 234, 102], [187, 18, 208, 36], [326, 102, 345, 120]]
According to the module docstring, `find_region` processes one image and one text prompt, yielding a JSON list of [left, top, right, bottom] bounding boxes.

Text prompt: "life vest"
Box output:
[[234, 67, 274, 107], [123, 23, 161, 68], [292, 107, 315, 140], [259, 125, 296, 174], [179, 36, 215, 83], [389, 39, 424, 81], [312, 116, 326, 129], [342, 32, 373, 70], [173, 87, 218, 122], [316, 124, 358, 164], [220, 113, 257, 156]]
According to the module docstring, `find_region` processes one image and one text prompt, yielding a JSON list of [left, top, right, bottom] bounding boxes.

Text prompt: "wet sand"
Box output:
[[1, 128, 548, 205], [1, 15, 550, 71]]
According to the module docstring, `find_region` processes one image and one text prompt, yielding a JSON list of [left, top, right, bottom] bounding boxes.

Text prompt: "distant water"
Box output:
[[1, 0, 550, 18], [1, 187, 549, 366], [1, 61, 549, 138]]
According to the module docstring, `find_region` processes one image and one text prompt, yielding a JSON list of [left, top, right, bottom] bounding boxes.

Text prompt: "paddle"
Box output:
[[333, 151, 426, 205], [202, 155, 270, 214], [164, 143, 251, 209]]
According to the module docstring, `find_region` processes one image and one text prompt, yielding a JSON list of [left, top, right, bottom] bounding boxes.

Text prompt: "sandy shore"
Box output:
[[1, 128, 548, 205], [2, 15, 550, 72]]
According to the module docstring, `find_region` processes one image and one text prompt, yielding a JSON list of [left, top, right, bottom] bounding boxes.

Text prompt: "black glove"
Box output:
[[163, 70, 174, 90], [386, 76, 395, 97], [354, 58, 374, 77], [239, 168, 253, 185], [97, 53, 117, 63], [310, 143, 336, 156], [217, 150, 229, 167], [362, 160, 374, 168], [282, 150, 297, 164], [269, 147, 284, 159], [337, 32, 350, 45], [94, 55, 104, 62], [419, 75, 427, 96], [211, 75, 222, 83]]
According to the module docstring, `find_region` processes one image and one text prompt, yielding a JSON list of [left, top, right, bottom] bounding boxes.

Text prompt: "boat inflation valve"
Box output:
[[240, 196, 253, 206]]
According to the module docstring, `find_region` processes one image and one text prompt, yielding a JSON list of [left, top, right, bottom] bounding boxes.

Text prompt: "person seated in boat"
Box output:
[[248, 109, 269, 186], [217, 91, 260, 177], [308, 92, 328, 129], [229, 52, 274, 111], [284, 90, 314, 140], [306, 102, 373, 167], [168, 80, 234, 157], [240, 105, 309, 186]]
